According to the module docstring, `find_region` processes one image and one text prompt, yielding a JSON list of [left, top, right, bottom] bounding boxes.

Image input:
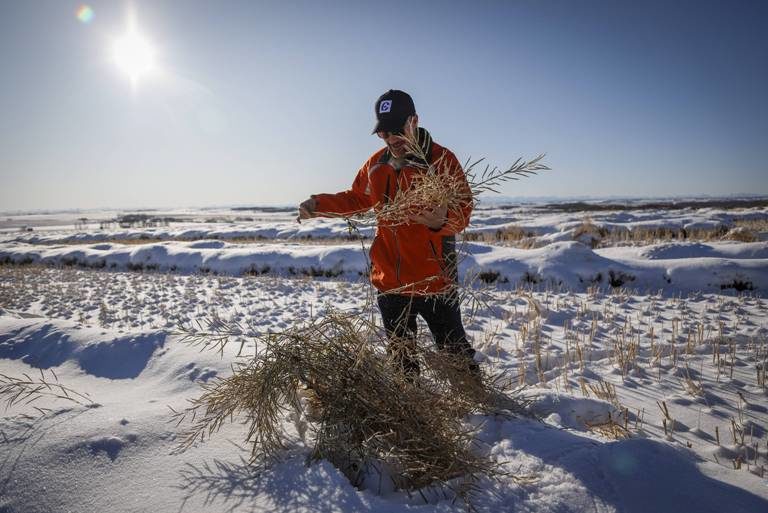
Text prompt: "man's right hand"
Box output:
[[297, 196, 317, 223]]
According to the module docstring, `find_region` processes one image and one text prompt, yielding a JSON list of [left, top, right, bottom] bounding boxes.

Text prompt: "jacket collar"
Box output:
[[405, 127, 433, 169], [379, 127, 433, 169]]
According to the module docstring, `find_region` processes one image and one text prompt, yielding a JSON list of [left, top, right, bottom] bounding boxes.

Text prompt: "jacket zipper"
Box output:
[[388, 174, 403, 285], [394, 230, 402, 285], [428, 240, 445, 275]]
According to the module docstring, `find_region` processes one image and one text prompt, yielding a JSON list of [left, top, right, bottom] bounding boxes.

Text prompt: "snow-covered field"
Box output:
[[2, 201, 767, 294], [1, 200, 767, 513]]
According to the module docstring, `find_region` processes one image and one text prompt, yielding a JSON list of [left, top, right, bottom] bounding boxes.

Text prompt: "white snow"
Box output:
[[1, 238, 765, 295], [1, 202, 767, 513]]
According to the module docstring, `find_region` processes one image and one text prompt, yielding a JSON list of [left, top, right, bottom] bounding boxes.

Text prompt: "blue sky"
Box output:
[[1, 0, 766, 210]]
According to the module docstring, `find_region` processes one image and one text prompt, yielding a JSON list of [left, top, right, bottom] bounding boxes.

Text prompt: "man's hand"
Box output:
[[409, 203, 448, 230], [297, 196, 317, 223]]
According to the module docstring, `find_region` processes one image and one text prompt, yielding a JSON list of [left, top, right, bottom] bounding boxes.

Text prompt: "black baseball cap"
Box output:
[[372, 89, 416, 134]]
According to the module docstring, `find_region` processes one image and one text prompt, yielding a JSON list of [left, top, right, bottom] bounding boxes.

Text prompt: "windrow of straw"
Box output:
[[173, 311, 524, 497]]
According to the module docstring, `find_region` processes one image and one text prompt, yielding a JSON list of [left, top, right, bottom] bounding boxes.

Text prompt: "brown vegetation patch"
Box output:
[[172, 312, 526, 501]]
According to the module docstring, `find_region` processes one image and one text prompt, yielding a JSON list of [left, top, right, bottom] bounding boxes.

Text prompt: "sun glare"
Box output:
[[112, 31, 155, 84]]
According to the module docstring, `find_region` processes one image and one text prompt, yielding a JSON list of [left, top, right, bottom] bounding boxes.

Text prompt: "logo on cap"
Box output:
[[379, 100, 392, 114]]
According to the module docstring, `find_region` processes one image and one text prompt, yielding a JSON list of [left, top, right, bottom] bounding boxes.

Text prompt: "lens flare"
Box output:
[[76, 5, 94, 24]]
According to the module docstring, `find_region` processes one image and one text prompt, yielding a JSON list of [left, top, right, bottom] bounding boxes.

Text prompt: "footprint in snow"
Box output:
[[70, 434, 138, 461], [178, 362, 217, 382]]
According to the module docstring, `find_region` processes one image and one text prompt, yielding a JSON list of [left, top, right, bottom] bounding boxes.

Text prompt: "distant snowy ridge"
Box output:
[[1, 240, 766, 295], [4, 218, 375, 242], [4, 204, 766, 244]]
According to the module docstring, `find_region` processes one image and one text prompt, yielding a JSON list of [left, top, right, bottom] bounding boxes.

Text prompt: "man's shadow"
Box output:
[[175, 419, 768, 513]]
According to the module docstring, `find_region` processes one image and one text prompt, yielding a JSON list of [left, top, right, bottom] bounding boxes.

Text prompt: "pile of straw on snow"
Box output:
[[174, 311, 524, 497]]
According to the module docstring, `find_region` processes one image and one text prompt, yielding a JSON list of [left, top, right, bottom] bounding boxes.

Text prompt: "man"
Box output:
[[298, 89, 477, 378]]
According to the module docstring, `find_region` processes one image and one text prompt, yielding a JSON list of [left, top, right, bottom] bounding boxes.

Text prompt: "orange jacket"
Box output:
[[313, 133, 473, 294]]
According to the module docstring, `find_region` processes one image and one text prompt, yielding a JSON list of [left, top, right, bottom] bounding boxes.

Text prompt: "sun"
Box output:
[[112, 31, 155, 84]]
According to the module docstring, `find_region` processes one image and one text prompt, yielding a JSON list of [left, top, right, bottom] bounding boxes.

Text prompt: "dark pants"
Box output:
[[377, 292, 477, 376]]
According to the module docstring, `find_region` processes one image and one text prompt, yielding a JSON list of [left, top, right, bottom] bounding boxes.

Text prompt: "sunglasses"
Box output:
[[376, 128, 404, 139]]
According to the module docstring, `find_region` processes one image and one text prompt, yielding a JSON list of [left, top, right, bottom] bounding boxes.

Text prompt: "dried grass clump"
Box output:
[[597, 225, 741, 246], [733, 218, 768, 234], [0, 369, 93, 414], [374, 159, 473, 230], [587, 380, 621, 409], [173, 311, 524, 498], [723, 226, 759, 243], [585, 415, 631, 440], [463, 226, 540, 248], [573, 218, 609, 248], [363, 130, 549, 229]]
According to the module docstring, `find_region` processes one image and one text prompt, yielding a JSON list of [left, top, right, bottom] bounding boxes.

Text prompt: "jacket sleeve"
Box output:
[[430, 149, 473, 236], [312, 157, 376, 217]]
